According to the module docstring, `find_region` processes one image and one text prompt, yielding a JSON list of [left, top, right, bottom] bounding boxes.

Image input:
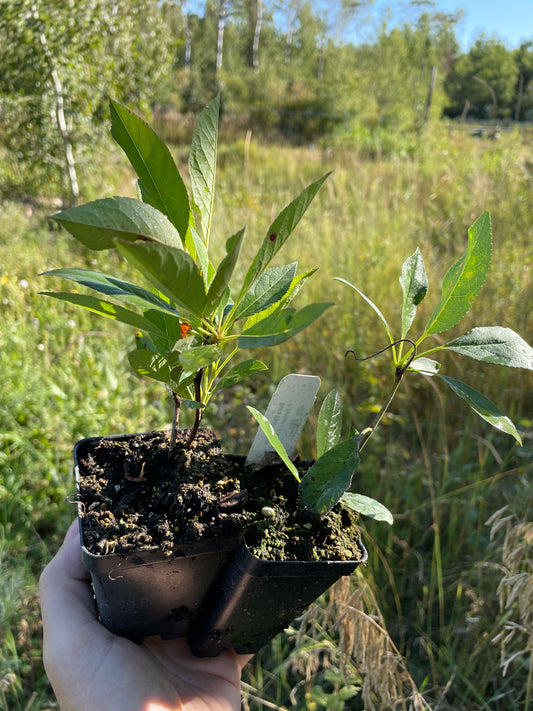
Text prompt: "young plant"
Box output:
[[41, 96, 332, 449], [249, 213, 533, 520]]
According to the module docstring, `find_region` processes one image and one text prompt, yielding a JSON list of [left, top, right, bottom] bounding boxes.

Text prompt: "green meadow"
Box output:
[[1, 124, 532, 710]]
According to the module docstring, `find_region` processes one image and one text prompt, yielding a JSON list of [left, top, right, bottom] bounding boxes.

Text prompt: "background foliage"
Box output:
[[1, 0, 533, 203], [1, 1, 532, 709]]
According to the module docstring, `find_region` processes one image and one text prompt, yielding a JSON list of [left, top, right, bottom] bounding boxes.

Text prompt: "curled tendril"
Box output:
[[345, 338, 417, 376]]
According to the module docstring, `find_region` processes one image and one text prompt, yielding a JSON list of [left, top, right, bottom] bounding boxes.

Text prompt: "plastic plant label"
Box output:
[[246, 373, 321, 467]]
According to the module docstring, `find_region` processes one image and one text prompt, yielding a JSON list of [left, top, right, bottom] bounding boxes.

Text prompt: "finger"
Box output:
[[40, 520, 98, 631], [233, 651, 254, 670]]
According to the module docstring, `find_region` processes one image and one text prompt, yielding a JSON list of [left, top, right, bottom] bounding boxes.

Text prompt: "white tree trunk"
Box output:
[[252, 0, 262, 73], [33, 3, 79, 205], [216, 0, 227, 74]]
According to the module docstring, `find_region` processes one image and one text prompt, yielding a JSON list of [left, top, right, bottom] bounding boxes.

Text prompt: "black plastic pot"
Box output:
[[74, 434, 242, 644], [188, 538, 368, 656], [74, 432, 367, 654]]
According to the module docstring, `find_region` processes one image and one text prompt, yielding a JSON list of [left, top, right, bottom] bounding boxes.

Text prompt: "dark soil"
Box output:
[[76, 428, 363, 563]]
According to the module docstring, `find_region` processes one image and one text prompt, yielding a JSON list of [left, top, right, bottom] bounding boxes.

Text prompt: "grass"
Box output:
[[1, 121, 532, 709]]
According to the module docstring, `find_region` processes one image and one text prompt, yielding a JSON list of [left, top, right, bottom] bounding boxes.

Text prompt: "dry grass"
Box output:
[[295, 575, 431, 711], [488, 507, 533, 710]]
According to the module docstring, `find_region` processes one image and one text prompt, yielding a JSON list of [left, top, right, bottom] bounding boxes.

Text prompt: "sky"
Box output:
[[375, 1, 533, 50]]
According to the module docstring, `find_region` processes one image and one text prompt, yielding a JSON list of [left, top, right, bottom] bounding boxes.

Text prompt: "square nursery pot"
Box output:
[[74, 431, 367, 655], [187, 538, 368, 656], [74, 432, 243, 644]]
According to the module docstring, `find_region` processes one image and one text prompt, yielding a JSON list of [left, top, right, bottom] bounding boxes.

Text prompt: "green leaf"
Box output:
[[241, 173, 330, 292], [189, 95, 219, 243], [280, 268, 318, 308], [142, 309, 182, 348], [335, 278, 394, 343], [316, 389, 342, 458], [42, 268, 178, 315], [134, 332, 157, 352], [238, 302, 333, 348], [445, 327, 533, 369], [408, 357, 441, 375], [439, 375, 522, 444], [110, 100, 190, 241], [41, 292, 171, 339], [299, 438, 360, 515], [116, 240, 206, 318], [246, 406, 300, 481], [239, 268, 318, 332], [176, 345, 220, 372], [52, 197, 182, 251], [400, 247, 428, 338], [214, 359, 268, 392], [341, 492, 394, 524], [188, 221, 211, 287], [128, 350, 171, 385], [205, 229, 244, 316], [235, 263, 297, 320], [424, 213, 492, 335]]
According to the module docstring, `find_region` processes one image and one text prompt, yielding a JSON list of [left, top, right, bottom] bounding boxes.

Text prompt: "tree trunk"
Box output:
[[473, 75, 497, 118], [317, 45, 325, 81], [422, 65, 438, 124], [33, 4, 79, 206], [514, 73, 524, 122], [252, 0, 262, 73], [216, 0, 227, 74], [184, 0, 191, 72], [285, 16, 294, 64]]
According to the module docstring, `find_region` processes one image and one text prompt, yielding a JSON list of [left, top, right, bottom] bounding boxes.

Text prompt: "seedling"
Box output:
[[249, 213, 533, 519], [41, 96, 332, 449]]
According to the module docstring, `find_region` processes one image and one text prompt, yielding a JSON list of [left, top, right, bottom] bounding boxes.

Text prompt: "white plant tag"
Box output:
[[246, 373, 321, 467]]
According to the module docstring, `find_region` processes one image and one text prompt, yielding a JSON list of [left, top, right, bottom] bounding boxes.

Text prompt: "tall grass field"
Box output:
[[1, 123, 532, 710]]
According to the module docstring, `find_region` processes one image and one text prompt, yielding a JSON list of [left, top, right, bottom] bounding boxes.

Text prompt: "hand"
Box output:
[[40, 520, 252, 711]]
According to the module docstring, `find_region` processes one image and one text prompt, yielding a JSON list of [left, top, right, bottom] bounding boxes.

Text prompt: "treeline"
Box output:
[[1, 0, 532, 202]]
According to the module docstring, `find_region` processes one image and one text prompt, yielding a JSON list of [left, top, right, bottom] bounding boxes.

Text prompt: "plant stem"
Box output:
[[359, 371, 405, 452], [169, 392, 181, 457], [186, 368, 204, 448]]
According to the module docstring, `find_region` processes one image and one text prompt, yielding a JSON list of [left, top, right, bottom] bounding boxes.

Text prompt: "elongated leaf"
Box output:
[[189, 95, 219, 243], [241, 173, 330, 292], [188, 221, 211, 287], [205, 229, 244, 316], [128, 350, 171, 384], [41, 292, 171, 339], [439, 375, 522, 444], [238, 302, 333, 348], [445, 327, 533, 369], [247, 407, 300, 480], [341, 493, 393, 524], [214, 359, 268, 392], [116, 240, 206, 318], [316, 389, 342, 458], [299, 439, 360, 515], [110, 100, 190, 241], [177, 345, 220, 371], [400, 247, 428, 338], [42, 268, 178, 315], [240, 267, 314, 331], [408, 357, 441, 375], [52, 197, 182, 251], [425, 213, 492, 335], [335, 278, 394, 343], [280, 268, 317, 308], [142, 309, 182, 349], [235, 263, 297, 320]]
